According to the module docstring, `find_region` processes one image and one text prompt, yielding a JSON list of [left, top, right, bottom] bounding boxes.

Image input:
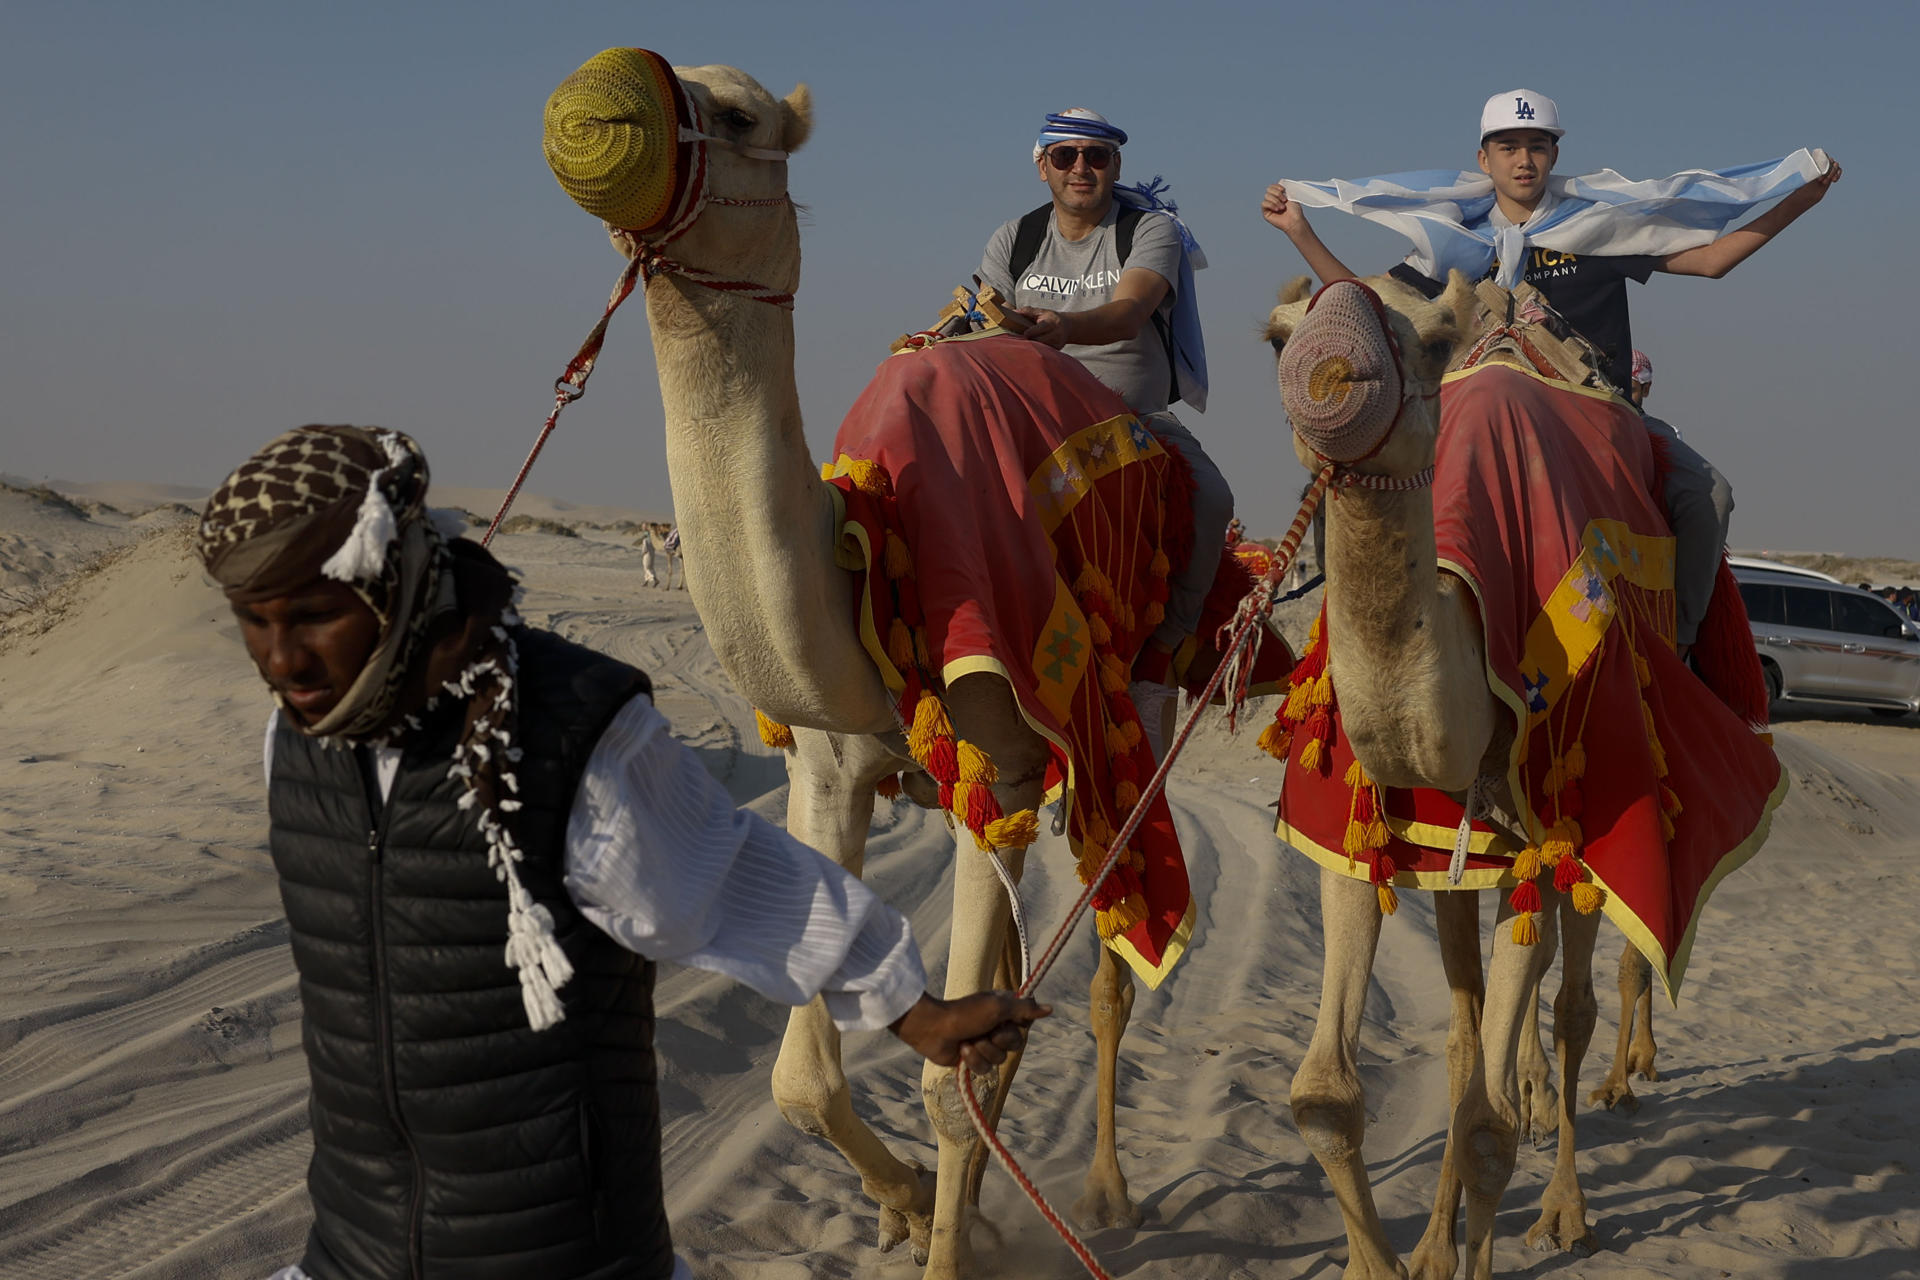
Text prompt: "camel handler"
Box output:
[[196, 425, 1047, 1280], [1262, 88, 1840, 652], [976, 108, 1231, 754]]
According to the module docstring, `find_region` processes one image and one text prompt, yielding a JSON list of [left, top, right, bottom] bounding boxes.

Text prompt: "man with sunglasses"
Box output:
[[976, 108, 1232, 755]]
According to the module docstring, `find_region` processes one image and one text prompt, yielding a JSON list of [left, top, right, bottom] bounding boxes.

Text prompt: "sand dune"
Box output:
[[2, 507, 1917, 1278]]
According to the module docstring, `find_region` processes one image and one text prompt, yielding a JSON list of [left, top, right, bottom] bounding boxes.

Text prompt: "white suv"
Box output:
[[1734, 561, 1920, 717]]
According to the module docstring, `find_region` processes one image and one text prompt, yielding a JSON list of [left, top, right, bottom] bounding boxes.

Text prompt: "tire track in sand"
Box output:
[[0, 1095, 310, 1279]]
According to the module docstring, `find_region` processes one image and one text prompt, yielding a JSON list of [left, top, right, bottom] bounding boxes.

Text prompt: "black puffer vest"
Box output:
[[268, 628, 671, 1279]]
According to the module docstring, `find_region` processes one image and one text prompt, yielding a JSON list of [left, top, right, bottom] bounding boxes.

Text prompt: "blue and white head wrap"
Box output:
[[1032, 108, 1128, 162]]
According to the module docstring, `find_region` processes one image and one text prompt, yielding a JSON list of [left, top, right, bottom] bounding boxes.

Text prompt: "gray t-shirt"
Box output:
[[977, 203, 1182, 416]]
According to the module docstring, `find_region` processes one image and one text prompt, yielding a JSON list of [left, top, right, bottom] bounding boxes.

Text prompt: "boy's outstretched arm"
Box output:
[[1661, 159, 1842, 279], [1262, 182, 1359, 285]]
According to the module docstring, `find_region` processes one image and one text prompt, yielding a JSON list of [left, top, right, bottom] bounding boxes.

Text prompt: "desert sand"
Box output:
[[2, 485, 1916, 1279]]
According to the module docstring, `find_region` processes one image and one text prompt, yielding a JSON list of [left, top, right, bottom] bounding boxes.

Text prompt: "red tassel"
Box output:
[[875, 774, 901, 799], [967, 782, 1001, 833], [1510, 879, 1542, 915], [1553, 857, 1582, 894], [925, 735, 959, 785], [937, 781, 954, 811]]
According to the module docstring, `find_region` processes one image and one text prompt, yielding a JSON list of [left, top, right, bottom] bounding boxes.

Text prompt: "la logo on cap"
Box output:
[[1480, 89, 1565, 140]]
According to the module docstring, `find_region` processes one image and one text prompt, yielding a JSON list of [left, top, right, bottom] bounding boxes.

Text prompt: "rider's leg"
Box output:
[[1131, 411, 1233, 757], [1643, 414, 1733, 652]]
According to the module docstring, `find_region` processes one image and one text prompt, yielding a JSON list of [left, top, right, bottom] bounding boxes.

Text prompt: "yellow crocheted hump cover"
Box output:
[[543, 47, 683, 232]]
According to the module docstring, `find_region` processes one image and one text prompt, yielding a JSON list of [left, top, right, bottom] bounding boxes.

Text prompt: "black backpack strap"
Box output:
[[1115, 203, 1144, 265], [1006, 203, 1054, 286], [1115, 204, 1180, 404]]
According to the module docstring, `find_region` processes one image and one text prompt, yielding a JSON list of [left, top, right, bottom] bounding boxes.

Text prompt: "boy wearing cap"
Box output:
[[977, 108, 1231, 753], [1262, 90, 1839, 649]]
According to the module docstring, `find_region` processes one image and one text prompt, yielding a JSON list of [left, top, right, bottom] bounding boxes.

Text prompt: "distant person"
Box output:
[[976, 107, 1231, 754], [195, 425, 1046, 1280]]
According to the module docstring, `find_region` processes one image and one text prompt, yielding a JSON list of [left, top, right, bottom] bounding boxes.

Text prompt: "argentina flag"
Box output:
[[1281, 149, 1831, 288]]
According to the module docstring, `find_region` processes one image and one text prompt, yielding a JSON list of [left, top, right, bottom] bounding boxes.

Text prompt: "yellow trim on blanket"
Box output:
[[1027, 413, 1162, 534], [837, 512, 906, 698], [1441, 359, 1636, 408], [1276, 813, 1522, 892], [1386, 814, 1515, 856], [1600, 765, 1789, 1007], [1113, 896, 1194, 988]]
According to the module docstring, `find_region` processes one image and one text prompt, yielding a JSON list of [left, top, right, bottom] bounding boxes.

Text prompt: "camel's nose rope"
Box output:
[[959, 466, 1337, 1279]]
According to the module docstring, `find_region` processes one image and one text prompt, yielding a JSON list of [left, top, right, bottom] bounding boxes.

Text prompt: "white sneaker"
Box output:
[[1127, 679, 1178, 764]]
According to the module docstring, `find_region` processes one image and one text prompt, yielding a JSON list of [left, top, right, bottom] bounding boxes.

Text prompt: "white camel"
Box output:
[[542, 51, 1145, 1279], [1265, 272, 1607, 1280]]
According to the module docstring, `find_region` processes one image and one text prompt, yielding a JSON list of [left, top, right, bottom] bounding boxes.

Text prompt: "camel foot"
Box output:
[[1627, 1044, 1660, 1083], [1071, 1176, 1143, 1232], [1518, 1071, 1559, 1145], [873, 1160, 935, 1263], [1340, 1253, 1410, 1280], [1587, 1073, 1639, 1113], [921, 1205, 978, 1280], [1525, 1202, 1597, 1256], [1405, 1232, 1458, 1280]]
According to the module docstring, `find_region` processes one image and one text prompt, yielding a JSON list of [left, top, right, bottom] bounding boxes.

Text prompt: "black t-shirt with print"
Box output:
[[1391, 250, 1660, 393]]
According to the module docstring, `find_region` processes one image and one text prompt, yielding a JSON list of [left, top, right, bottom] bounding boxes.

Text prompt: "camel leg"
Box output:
[[960, 929, 1026, 1209], [1407, 891, 1483, 1280], [1516, 976, 1559, 1143], [1589, 940, 1656, 1111], [769, 731, 935, 1259], [1454, 889, 1560, 1280], [921, 834, 1028, 1280], [1527, 898, 1601, 1256], [1073, 940, 1142, 1230], [1292, 867, 1405, 1280]]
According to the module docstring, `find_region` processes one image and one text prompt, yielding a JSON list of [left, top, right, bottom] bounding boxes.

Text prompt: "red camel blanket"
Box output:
[[825, 332, 1291, 986], [1272, 363, 1784, 1000]]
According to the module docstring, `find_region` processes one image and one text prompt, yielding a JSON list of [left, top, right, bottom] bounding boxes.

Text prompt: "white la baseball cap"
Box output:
[[1480, 90, 1564, 142]]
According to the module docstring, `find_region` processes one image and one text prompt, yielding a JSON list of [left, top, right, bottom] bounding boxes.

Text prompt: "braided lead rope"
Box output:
[[483, 195, 795, 545], [955, 468, 1340, 1279]]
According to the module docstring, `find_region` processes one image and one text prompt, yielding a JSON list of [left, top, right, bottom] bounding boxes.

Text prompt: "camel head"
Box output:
[[1264, 271, 1475, 479], [542, 50, 813, 304]]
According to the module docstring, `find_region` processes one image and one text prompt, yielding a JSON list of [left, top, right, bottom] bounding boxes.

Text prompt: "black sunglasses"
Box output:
[[1045, 144, 1114, 171]]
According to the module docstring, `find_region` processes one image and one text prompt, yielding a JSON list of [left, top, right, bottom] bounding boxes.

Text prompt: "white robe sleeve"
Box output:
[[563, 697, 926, 1032]]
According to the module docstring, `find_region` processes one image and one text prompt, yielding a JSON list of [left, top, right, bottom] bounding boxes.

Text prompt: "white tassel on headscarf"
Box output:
[[322, 471, 397, 583]]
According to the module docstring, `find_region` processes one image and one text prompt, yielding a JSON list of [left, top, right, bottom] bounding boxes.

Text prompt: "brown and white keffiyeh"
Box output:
[[198, 426, 574, 1029]]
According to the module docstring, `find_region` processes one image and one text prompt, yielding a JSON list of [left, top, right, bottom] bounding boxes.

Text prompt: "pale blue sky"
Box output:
[[3, 0, 1912, 553]]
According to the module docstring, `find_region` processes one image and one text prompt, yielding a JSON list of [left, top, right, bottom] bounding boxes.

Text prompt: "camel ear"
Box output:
[[1264, 277, 1315, 349], [780, 84, 813, 154], [1438, 270, 1477, 342]]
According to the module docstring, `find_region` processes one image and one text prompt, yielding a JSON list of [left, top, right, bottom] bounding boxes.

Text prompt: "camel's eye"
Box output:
[[1269, 335, 1287, 357], [716, 107, 756, 132]]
